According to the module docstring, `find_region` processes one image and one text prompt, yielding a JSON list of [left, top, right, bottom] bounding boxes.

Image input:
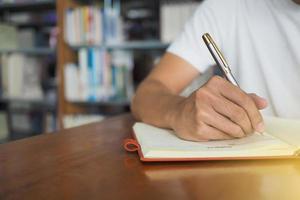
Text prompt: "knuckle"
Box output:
[[242, 95, 254, 108], [237, 111, 247, 121], [196, 87, 217, 103], [196, 87, 210, 98], [195, 92, 212, 107], [196, 108, 209, 120], [209, 75, 223, 84], [232, 107, 246, 120], [206, 76, 227, 92]]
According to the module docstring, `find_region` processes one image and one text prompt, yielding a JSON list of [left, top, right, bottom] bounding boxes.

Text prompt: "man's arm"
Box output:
[[131, 53, 268, 141]]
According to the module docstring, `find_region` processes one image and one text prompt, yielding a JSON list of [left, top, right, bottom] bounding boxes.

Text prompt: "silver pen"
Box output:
[[202, 33, 239, 87]]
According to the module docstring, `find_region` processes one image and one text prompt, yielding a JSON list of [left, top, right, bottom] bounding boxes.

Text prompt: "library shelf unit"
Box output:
[[0, 97, 56, 110], [0, 0, 57, 141], [56, 0, 169, 128]]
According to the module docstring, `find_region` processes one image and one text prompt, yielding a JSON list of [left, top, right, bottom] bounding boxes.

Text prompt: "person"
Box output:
[[131, 0, 300, 141]]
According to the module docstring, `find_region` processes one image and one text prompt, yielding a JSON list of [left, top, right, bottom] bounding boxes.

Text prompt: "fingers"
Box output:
[[208, 76, 265, 133], [248, 93, 268, 110], [211, 95, 253, 135], [194, 124, 234, 141], [174, 76, 268, 142], [202, 106, 248, 138]]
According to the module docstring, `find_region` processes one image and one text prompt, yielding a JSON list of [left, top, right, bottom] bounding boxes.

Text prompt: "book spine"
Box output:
[[64, 63, 80, 101], [92, 48, 100, 100], [65, 5, 106, 46], [87, 48, 96, 101], [78, 48, 89, 101]]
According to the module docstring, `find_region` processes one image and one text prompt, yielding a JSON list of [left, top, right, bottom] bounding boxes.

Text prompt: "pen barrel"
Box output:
[[203, 33, 239, 87]]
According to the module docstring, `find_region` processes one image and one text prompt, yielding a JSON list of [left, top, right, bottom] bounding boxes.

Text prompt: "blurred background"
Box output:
[[0, 0, 205, 143]]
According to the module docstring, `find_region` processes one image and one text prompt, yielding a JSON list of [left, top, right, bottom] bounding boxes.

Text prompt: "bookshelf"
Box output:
[[0, 0, 204, 140], [0, 97, 56, 111], [0, 0, 57, 141], [56, 0, 163, 128], [56, 0, 203, 128]]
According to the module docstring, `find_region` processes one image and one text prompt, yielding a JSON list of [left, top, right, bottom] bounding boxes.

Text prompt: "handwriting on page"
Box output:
[[200, 133, 277, 150]]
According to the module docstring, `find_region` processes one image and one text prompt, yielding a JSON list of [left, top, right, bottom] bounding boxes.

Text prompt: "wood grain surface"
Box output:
[[0, 113, 300, 200]]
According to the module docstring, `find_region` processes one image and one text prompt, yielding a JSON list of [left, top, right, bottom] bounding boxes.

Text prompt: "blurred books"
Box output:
[[0, 23, 56, 49], [0, 24, 18, 49], [1, 54, 44, 100], [65, 6, 123, 46], [0, 111, 8, 141], [64, 49, 133, 102]]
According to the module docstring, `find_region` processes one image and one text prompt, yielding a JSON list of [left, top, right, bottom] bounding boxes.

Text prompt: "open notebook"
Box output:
[[124, 117, 300, 162]]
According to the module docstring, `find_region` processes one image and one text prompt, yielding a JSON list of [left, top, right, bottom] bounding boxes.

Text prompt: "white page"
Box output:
[[133, 123, 293, 158], [265, 116, 300, 148]]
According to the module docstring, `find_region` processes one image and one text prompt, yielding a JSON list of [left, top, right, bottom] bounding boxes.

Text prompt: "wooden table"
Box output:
[[1, 114, 300, 200]]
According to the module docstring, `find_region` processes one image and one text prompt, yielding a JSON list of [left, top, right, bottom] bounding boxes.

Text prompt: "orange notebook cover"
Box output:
[[124, 121, 300, 162]]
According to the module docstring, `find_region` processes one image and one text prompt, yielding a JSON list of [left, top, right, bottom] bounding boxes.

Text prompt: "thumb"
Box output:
[[248, 93, 268, 110]]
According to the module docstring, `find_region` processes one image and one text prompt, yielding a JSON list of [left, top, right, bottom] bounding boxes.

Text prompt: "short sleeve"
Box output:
[[167, 0, 223, 73]]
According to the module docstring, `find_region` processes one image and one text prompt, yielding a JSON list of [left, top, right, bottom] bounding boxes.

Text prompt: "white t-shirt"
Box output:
[[168, 0, 300, 118]]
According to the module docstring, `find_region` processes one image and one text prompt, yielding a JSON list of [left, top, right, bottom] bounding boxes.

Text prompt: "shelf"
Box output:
[[70, 41, 170, 50], [70, 100, 130, 107], [10, 21, 56, 28], [0, 0, 55, 12], [0, 97, 56, 111], [0, 48, 56, 55]]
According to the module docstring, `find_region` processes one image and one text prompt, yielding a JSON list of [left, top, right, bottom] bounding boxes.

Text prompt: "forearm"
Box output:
[[131, 79, 185, 129]]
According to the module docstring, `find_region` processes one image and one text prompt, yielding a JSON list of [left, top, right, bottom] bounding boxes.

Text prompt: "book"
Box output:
[[64, 6, 104, 46], [64, 48, 133, 102], [0, 111, 8, 141], [17, 29, 35, 48], [0, 23, 18, 49], [64, 63, 80, 101], [1, 54, 43, 100], [124, 117, 300, 162]]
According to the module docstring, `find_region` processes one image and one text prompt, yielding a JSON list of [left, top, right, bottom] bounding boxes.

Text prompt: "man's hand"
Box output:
[[169, 76, 268, 141]]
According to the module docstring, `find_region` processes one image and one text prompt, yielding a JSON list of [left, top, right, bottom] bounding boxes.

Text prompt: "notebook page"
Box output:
[[265, 117, 300, 148], [133, 123, 293, 158]]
